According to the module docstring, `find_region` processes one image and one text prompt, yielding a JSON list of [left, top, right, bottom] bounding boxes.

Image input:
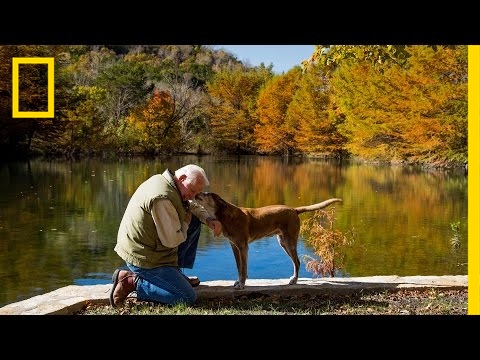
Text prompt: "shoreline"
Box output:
[[0, 275, 468, 315]]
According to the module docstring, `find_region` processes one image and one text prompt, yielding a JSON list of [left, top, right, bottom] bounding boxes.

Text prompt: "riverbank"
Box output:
[[0, 275, 468, 315]]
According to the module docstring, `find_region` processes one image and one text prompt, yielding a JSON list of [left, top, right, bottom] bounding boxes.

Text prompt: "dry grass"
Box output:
[[76, 288, 467, 315]]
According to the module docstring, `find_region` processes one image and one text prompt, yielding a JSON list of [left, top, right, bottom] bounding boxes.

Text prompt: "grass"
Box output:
[[76, 288, 468, 315]]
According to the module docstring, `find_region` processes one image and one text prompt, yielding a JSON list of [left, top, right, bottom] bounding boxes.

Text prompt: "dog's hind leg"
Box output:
[[277, 234, 300, 285]]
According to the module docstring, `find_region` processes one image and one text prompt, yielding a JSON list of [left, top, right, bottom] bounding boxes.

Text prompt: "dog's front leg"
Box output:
[[237, 245, 248, 290], [230, 241, 247, 290]]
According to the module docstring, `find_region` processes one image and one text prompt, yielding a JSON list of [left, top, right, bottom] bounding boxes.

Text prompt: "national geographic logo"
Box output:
[[12, 57, 54, 118]]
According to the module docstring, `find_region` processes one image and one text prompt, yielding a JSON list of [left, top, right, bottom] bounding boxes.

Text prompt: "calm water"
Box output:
[[0, 155, 468, 308]]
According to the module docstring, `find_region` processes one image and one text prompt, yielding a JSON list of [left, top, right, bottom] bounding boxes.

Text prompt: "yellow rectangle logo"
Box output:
[[12, 57, 54, 118]]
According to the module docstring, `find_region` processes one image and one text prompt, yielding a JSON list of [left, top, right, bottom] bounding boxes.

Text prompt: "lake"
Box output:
[[0, 155, 468, 308]]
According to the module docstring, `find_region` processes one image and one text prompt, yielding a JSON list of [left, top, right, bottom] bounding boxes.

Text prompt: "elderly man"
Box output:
[[110, 164, 222, 307]]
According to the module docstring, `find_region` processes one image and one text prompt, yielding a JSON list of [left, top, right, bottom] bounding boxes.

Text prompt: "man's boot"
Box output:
[[109, 269, 137, 307]]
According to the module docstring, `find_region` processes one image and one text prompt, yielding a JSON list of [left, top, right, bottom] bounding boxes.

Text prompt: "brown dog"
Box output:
[[194, 192, 343, 289]]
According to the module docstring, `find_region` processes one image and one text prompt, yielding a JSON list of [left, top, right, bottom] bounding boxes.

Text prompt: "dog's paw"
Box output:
[[233, 280, 245, 290], [288, 276, 298, 285]]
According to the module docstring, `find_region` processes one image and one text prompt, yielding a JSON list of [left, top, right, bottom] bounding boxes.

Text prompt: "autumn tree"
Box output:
[[286, 62, 347, 157], [94, 60, 153, 142], [330, 45, 467, 164], [254, 67, 302, 155], [53, 83, 109, 155], [205, 65, 273, 153], [126, 88, 182, 154], [41, 46, 118, 155], [65, 47, 117, 87], [155, 71, 207, 152], [45, 47, 125, 154], [303, 45, 455, 73]]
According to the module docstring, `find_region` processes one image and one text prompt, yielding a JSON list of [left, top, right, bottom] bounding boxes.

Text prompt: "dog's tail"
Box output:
[[295, 198, 343, 214]]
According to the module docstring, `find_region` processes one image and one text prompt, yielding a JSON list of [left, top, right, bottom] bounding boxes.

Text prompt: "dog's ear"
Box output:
[[212, 193, 227, 210], [218, 197, 227, 209]]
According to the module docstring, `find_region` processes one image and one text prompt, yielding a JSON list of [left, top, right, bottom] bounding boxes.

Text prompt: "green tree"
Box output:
[[95, 59, 153, 141]]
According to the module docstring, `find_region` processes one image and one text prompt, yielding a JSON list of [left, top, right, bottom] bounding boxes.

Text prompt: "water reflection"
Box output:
[[0, 155, 468, 308]]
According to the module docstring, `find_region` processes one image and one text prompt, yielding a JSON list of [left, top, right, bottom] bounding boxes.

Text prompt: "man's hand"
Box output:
[[206, 218, 222, 237]]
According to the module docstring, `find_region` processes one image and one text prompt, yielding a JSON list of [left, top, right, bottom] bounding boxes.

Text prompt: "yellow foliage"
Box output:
[[287, 63, 346, 155], [205, 69, 268, 152], [330, 45, 467, 163]]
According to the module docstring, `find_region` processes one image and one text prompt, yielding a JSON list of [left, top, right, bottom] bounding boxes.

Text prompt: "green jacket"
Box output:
[[114, 169, 188, 268]]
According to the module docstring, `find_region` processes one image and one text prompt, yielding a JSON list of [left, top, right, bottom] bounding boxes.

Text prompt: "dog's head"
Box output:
[[195, 192, 227, 218]]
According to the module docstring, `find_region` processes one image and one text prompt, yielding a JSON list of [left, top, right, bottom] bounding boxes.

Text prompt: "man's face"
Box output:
[[180, 177, 204, 201]]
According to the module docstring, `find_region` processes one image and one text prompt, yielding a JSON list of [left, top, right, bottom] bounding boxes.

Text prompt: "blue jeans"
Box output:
[[125, 216, 202, 306]]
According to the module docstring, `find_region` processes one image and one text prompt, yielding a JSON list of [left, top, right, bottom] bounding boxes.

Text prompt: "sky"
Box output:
[[215, 45, 316, 74]]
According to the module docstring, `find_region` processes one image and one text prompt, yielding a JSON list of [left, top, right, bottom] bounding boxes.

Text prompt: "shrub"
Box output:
[[300, 207, 356, 277]]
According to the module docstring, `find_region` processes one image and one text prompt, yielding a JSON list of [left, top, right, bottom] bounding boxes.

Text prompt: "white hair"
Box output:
[[175, 164, 210, 187]]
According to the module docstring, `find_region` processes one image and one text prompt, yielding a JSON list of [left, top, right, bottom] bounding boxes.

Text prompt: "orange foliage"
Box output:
[[254, 69, 302, 155], [330, 45, 467, 163], [300, 207, 356, 277], [127, 89, 182, 151]]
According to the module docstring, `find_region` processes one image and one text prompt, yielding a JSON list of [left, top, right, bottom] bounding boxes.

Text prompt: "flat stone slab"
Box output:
[[0, 275, 467, 315]]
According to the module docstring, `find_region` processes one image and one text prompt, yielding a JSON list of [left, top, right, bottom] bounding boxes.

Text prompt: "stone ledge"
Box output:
[[0, 275, 468, 315]]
